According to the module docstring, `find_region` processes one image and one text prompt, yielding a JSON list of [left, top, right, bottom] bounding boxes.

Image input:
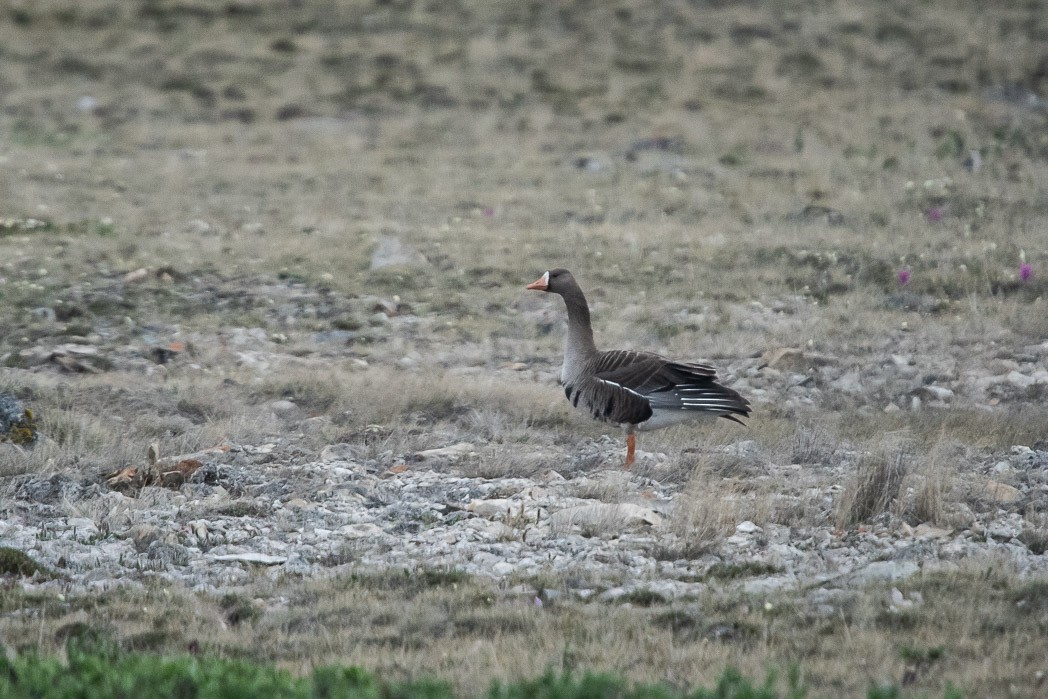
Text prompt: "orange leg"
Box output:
[[624, 432, 636, 469]]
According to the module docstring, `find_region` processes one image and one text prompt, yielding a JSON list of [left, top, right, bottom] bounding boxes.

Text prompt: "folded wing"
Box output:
[[564, 350, 749, 427]]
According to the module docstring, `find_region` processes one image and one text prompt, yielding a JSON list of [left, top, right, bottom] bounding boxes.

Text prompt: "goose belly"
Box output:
[[636, 408, 716, 431]]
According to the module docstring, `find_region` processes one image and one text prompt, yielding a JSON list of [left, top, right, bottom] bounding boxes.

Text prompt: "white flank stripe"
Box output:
[[597, 378, 646, 399]]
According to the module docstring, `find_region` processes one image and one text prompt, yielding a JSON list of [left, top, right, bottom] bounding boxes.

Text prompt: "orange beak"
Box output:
[[525, 271, 549, 291]]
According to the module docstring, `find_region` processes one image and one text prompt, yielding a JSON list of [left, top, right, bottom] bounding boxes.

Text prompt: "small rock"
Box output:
[[992, 461, 1012, 475], [962, 150, 982, 173], [467, 498, 519, 519], [491, 561, 514, 577], [127, 524, 162, 552], [760, 347, 838, 372], [147, 542, 189, 567], [978, 479, 1023, 505], [742, 576, 792, 594], [191, 522, 209, 544], [370, 236, 429, 270], [320, 443, 367, 462], [890, 587, 915, 610], [918, 385, 954, 402], [913, 523, 952, 539], [371, 297, 400, 316], [123, 268, 150, 284], [550, 503, 661, 530], [832, 371, 865, 395], [0, 393, 38, 446], [985, 515, 1024, 540], [1007, 371, 1037, 389], [235, 351, 271, 371], [416, 442, 476, 462], [30, 307, 56, 322], [338, 523, 383, 539], [597, 587, 628, 602], [735, 520, 762, 534], [269, 400, 300, 418], [212, 552, 287, 566], [851, 560, 919, 584]]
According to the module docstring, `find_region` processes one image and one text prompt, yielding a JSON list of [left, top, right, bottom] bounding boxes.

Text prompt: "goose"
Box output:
[[526, 268, 750, 468]]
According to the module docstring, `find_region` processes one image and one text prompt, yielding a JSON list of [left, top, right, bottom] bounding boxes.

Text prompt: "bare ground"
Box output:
[[2, 0, 1048, 695]]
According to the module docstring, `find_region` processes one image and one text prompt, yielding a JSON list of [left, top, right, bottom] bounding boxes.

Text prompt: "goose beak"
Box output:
[[525, 271, 549, 291]]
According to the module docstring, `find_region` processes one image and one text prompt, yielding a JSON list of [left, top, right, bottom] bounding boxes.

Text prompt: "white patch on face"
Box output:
[[541, 270, 550, 287]]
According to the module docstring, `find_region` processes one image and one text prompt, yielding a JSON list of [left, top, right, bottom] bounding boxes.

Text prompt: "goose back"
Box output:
[[562, 350, 749, 428]]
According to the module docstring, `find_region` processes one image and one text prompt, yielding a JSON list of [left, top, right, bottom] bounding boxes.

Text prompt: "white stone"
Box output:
[[986, 515, 1023, 540], [549, 503, 661, 530], [913, 523, 952, 539], [370, 236, 429, 270], [467, 499, 518, 519], [338, 523, 383, 539], [852, 560, 919, 584], [742, 576, 793, 594], [212, 553, 287, 566], [270, 399, 299, 417], [416, 443, 476, 462], [320, 443, 366, 463], [889, 587, 915, 609], [833, 371, 864, 394], [490, 561, 514, 577], [922, 385, 954, 401], [1007, 371, 1037, 389]]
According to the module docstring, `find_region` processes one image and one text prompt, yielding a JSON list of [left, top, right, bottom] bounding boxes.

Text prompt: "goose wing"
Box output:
[[593, 350, 750, 423], [562, 350, 659, 426]]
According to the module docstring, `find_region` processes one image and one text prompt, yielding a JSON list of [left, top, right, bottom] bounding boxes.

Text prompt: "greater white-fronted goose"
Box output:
[[526, 268, 750, 467]]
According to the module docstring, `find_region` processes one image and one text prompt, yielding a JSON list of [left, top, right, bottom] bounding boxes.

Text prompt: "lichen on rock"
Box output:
[[0, 392, 39, 446]]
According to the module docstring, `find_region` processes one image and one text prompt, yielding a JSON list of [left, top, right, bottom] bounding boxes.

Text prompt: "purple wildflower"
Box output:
[[483, 207, 495, 218], [897, 269, 911, 286], [1020, 263, 1033, 282], [926, 207, 943, 223]]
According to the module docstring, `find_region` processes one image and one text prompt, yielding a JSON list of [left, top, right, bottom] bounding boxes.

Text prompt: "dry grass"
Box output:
[[2, 0, 1048, 693], [836, 440, 913, 528], [666, 458, 775, 558], [2, 560, 1046, 695]]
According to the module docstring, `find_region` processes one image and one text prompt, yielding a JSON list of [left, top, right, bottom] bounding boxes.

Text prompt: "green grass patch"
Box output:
[[0, 547, 57, 579], [0, 645, 953, 699]]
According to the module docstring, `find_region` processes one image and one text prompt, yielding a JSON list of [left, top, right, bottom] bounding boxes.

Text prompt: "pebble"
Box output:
[[1, 438, 1046, 601], [549, 503, 661, 530], [851, 560, 920, 584], [979, 480, 1023, 505], [320, 443, 367, 462], [212, 552, 288, 566], [913, 523, 951, 540], [416, 443, 476, 462], [1007, 371, 1037, 389], [269, 400, 300, 417]]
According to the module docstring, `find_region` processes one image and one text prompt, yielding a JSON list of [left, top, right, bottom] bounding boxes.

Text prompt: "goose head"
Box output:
[[525, 268, 577, 294]]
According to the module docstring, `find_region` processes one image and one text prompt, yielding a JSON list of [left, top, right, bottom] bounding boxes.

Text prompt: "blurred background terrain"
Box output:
[[2, 0, 1048, 694]]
